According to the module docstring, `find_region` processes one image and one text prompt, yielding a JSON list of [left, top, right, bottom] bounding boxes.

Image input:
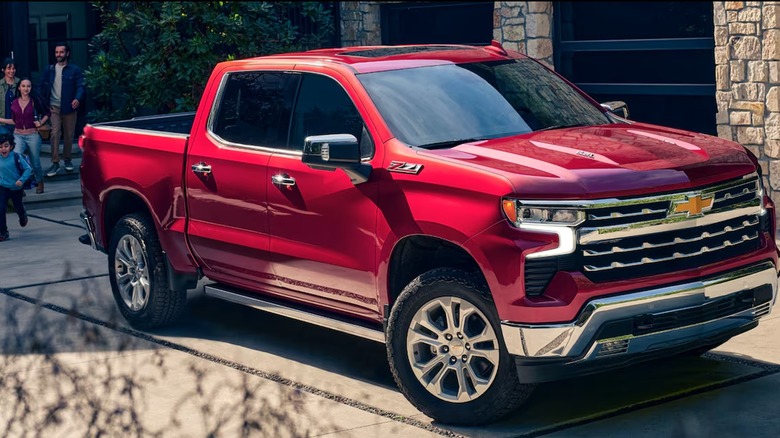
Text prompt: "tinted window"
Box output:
[[213, 72, 299, 148], [290, 74, 371, 157], [358, 59, 609, 148]]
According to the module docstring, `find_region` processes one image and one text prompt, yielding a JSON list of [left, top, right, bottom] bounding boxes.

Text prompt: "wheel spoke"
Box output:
[[119, 279, 134, 303], [426, 362, 449, 393], [131, 283, 146, 310], [408, 328, 444, 349], [465, 362, 493, 390], [441, 297, 461, 331], [412, 354, 447, 377], [411, 312, 446, 339], [454, 363, 474, 402], [458, 305, 478, 333], [469, 348, 500, 368]]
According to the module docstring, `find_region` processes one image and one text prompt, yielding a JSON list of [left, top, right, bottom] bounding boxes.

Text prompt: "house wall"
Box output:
[[340, 2, 382, 46], [493, 2, 554, 69], [715, 2, 780, 219]]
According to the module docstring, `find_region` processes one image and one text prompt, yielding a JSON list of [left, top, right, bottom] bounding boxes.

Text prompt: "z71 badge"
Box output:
[[388, 161, 424, 174]]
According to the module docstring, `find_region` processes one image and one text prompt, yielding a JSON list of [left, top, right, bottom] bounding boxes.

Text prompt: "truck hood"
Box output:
[[418, 123, 756, 199]]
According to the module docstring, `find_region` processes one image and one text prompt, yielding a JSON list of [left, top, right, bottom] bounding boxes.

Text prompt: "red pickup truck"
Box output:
[[79, 43, 778, 425]]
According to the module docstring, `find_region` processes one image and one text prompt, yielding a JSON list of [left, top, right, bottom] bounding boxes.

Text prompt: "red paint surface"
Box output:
[[80, 44, 777, 326]]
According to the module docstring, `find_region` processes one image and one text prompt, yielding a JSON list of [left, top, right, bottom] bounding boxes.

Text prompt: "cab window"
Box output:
[[212, 71, 300, 148]]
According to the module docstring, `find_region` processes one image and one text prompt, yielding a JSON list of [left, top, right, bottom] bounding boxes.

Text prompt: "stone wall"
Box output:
[[493, 1, 555, 69], [340, 1, 382, 46], [715, 1, 780, 217], [340, 1, 556, 69]]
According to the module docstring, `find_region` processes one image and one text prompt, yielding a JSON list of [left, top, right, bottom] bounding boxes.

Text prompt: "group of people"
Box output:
[[0, 42, 84, 242]]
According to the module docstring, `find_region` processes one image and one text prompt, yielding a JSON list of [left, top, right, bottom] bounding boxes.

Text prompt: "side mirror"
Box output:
[[302, 134, 371, 185], [601, 101, 630, 119]]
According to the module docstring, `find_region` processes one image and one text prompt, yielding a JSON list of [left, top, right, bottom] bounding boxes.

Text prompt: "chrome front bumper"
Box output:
[[501, 261, 777, 362], [80, 210, 98, 250]]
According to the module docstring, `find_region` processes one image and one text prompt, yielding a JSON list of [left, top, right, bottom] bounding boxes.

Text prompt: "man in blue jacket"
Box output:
[[38, 42, 85, 176]]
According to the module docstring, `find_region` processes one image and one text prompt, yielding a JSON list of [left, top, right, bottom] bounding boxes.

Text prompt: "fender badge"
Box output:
[[576, 150, 595, 159], [388, 161, 423, 174]]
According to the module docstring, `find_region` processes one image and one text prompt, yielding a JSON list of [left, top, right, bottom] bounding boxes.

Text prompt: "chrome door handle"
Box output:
[[191, 162, 212, 175], [272, 174, 296, 187]]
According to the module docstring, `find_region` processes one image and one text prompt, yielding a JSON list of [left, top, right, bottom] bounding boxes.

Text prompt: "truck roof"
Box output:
[[233, 43, 525, 74]]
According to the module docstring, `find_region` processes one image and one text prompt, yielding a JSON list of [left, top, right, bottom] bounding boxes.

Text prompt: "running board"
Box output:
[[204, 284, 386, 343]]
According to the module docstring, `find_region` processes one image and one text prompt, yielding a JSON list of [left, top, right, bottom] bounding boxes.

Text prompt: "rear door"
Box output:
[[186, 68, 300, 288], [266, 72, 381, 317]]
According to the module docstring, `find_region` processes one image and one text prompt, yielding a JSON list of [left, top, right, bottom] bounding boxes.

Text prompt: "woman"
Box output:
[[0, 58, 19, 136], [0, 78, 50, 193]]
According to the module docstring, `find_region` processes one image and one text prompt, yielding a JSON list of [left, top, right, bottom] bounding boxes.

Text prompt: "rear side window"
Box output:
[[212, 71, 300, 148], [289, 74, 372, 157]]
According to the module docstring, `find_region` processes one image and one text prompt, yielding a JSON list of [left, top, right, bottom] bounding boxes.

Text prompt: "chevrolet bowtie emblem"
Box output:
[[671, 194, 713, 217]]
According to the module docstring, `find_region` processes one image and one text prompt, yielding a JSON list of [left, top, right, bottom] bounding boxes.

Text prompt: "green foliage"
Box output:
[[86, 1, 335, 122]]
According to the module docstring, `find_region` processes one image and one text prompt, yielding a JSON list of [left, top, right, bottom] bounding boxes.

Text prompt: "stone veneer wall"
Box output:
[[716, 2, 780, 220], [340, 2, 382, 46], [340, 1, 556, 69], [493, 2, 555, 69]]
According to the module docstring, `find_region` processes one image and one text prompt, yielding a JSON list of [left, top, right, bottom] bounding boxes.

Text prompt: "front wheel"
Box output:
[[386, 268, 533, 425], [108, 213, 186, 330]]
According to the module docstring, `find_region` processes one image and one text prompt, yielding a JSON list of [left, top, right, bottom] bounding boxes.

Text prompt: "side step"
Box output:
[[204, 284, 386, 343]]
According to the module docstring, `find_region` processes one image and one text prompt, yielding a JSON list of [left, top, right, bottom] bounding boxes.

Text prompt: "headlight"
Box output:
[[502, 199, 584, 258], [502, 199, 585, 227]]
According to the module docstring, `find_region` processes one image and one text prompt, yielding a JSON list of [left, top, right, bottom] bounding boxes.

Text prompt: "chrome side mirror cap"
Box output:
[[302, 134, 371, 185]]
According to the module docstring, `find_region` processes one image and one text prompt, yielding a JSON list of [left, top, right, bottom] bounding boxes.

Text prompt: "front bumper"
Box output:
[[501, 261, 777, 382]]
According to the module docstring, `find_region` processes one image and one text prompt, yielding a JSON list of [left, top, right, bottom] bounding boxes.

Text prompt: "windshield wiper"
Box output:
[[536, 123, 589, 132], [418, 138, 488, 149]]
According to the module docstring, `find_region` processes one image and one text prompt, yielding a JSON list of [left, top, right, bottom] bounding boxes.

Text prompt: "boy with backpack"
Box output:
[[0, 133, 31, 241]]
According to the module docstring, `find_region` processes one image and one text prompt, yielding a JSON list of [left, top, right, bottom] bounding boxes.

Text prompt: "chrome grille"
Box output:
[[578, 173, 764, 282]]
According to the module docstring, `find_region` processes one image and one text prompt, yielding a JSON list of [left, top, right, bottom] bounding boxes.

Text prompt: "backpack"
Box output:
[[13, 152, 37, 190]]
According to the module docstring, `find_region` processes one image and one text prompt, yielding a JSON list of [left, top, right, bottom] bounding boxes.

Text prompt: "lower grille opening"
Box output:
[[594, 284, 773, 339]]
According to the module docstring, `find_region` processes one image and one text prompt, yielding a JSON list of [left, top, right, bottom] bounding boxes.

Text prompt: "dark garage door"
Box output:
[[554, 2, 716, 135], [381, 2, 494, 46]]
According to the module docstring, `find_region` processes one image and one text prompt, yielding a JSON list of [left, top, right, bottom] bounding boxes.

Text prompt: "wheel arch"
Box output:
[[385, 235, 487, 312], [102, 189, 198, 290]]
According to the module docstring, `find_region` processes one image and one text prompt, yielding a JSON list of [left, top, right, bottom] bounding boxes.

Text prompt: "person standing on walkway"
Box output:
[[0, 133, 31, 241], [0, 78, 51, 194], [38, 42, 84, 177], [0, 58, 20, 136]]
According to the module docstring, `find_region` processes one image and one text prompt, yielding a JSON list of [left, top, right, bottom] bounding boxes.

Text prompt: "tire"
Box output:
[[386, 268, 533, 425], [108, 213, 186, 330]]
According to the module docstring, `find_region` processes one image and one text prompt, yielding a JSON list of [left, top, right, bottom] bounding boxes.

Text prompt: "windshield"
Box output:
[[357, 59, 611, 149]]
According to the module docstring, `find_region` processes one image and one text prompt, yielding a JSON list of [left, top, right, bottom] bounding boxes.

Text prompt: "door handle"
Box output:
[[191, 162, 212, 175], [272, 173, 296, 187]]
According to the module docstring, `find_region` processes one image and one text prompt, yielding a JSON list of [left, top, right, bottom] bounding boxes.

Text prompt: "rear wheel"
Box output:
[[108, 213, 186, 329], [386, 268, 533, 425]]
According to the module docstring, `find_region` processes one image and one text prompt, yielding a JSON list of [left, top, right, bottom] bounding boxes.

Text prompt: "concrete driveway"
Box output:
[[1, 203, 778, 437]]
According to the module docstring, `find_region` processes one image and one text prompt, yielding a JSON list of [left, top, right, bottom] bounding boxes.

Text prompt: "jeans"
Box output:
[[0, 123, 13, 136], [49, 106, 77, 163], [0, 186, 25, 234], [14, 132, 43, 183]]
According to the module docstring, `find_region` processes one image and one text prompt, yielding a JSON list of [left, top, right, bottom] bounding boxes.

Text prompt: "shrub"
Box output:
[[86, 1, 335, 122]]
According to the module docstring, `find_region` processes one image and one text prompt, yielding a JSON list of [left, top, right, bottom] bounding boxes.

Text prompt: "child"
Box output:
[[0, 133, 31, 241]]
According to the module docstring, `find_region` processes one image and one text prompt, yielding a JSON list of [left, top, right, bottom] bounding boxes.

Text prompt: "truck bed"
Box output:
[[93, 112, 195, 135]]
